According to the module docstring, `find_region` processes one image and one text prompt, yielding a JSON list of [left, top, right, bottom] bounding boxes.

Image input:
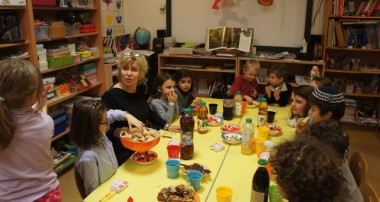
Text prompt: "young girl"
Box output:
[[0, 59, 61, 201], [264, 64, 292, 107], [231, 59, 260, 104], [70, 100, 138, 196], [287, 85, 314, 127], [150, 73, 180, 125], [173, 69, 201, 114]]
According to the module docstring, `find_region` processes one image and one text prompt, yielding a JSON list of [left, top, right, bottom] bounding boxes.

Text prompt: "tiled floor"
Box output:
[[58, 124, 380, 202]]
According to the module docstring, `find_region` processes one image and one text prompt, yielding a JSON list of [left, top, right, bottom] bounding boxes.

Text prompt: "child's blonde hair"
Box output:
[[0, 59, 46, 150], [244, 59, 260, 71]]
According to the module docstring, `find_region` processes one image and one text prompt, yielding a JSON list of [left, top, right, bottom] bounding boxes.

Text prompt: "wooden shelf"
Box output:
[[54, 155, 77, 176], [326, 47, 380, 52], [47, 82, 101, 107], [342, 92, 380, 98], [328, 15, 380, 20], [241, 57, 325, 66], [52, 128, 70, 142], [36, 32, 98, 43], [33, 6, 97, 10], [324, 68, 380, 74], [160, 66, 235, 73], [0, 6, 26, 10], [41, 57, 100, 74], [0, 41, 29, 48]]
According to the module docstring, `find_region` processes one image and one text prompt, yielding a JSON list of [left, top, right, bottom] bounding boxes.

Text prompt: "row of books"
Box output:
[[333, 0, 380, 16], [326, 19, 380, 49]]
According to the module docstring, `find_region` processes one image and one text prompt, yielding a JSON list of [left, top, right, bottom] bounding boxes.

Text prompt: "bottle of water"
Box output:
[[241, 118, 254, 155]]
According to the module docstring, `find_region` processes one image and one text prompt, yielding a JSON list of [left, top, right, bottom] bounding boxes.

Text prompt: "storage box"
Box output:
[[80, 62, 96, 76], [1, 0, 26, 6], [49, 24, 66, 38], [47, 55, 73, 68], [32, 0, 56, 6], [86, 73, 97, 84], [35, 24, 48, 40], [49, 107, 67, 136]]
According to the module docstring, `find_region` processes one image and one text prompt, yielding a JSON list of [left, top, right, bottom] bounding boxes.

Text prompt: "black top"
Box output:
[[102, 85, 166, 165], [264, 82, 293, 107]]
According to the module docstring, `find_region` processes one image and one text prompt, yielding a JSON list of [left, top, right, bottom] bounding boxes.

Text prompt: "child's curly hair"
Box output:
[[269, 138, 344, 202]]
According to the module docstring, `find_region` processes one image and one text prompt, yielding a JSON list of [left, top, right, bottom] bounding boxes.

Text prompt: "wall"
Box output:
[[124, 0, 326, 48]]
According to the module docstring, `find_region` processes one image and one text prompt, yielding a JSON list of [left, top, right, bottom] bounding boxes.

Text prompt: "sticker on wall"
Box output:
[[102, 11, 115, 28], [103, 27, 114, 37], [114, 26, 125, 37], [115, 12, 123, 26], [115, 0, 123, 11], [102, 0, 115, 11]]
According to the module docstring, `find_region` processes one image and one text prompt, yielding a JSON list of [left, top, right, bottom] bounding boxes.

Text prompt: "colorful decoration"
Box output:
[[212, 0, 223, 9], [257, 0, 273, 6]]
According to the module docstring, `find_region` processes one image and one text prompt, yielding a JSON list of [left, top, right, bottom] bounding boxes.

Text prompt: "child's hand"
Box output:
[[250, 89, 258, 99], [168, 125, 180, 133], [274, 87, 281, 101], [167, 92, 178, 103], [265, 86, 271, 98], [191, 98, 202, 108], [124, 113, 144, 132], [244, 95, 254, 105], [295, 117, 308, 136]]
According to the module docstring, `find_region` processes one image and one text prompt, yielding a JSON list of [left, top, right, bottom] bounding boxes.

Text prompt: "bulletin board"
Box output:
[[168, 0, 310, 48]]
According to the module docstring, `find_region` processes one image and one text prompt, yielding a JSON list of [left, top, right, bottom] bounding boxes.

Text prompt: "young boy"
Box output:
[[296, 86, 346, 134], [264, 64, 292, 107], [302, 120, 363, 202], [231, 59, 259, 105]]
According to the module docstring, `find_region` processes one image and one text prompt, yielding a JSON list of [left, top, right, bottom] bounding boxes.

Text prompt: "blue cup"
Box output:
[[166, 159, 180, 178], [186, 170, 203, 191]]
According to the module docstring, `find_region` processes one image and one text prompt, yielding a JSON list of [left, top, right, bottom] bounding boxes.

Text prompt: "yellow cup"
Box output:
[[216, 186, 233, 202], [258, 126, 269, 140], [254, 137, 265, 153]]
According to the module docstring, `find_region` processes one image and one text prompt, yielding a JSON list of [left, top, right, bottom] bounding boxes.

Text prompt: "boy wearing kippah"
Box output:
[[296, 87, 345, 134]]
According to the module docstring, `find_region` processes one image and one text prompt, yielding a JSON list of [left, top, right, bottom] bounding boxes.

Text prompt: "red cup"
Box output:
[[167, 145, 181, 158]]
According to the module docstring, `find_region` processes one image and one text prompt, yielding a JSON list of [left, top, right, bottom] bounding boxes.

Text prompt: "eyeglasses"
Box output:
[[117, 51, 144, 63]]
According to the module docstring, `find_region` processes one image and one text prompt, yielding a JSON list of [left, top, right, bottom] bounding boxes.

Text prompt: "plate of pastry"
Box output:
[[221, 124, 241, 133], [264, 123, 282, 136], [247, 101, 259, 108]]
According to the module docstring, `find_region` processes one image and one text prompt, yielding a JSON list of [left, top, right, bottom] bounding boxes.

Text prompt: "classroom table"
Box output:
[[84, 98, 295, 201]]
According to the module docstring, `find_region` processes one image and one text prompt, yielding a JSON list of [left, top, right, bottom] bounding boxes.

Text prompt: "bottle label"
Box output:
[[251, 191, 265, 202], [224, 99, 234, 107], [257, 115, 267, 126], [234, 102, 242, 116], [197, 119, 208, 132], [180, 131, 193, 146]]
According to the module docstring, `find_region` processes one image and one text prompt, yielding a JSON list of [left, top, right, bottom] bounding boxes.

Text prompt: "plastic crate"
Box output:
[[47, 55, 73, 68]]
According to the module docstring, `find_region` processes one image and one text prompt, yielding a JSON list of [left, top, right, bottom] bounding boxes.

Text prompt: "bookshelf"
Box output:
[[322, 0, 380, 123]]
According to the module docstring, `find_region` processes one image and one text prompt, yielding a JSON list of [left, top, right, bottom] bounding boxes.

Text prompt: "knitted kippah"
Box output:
[[312, 87, 345, 104]]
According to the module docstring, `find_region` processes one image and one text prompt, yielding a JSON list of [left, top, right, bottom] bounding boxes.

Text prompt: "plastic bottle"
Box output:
[[223, 85, 234, 121], [234, 90, 243, 118], [197, 101, 208, 134], [180, 108, 195, 160], [250, 159, 270, 202], [300, 38, 307, 53], [241, 118, 254, 155], [257, 98, 268, 126]]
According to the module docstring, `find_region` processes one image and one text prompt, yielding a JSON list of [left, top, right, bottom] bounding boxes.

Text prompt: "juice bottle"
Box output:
[[180, 108, 195, 160], [257, 98, 268, 126], [234, 90, 243, 118], [223, 85, 234, 120], [241, 118, 254, 155], [250, 159, 270, 202], [197, 101, 208, 134]]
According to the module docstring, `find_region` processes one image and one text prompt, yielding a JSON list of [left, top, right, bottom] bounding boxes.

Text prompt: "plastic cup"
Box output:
[[216, 186, 233, 202], [269, 185, 283, 202], [166, 159, 180, 178], [254, 137, 265, 153], [209, 103, 218, 115], [258, 126, 269, 139], [267, 110, 276, 123], [242, 101, 247, 114], [167, 145, 180, 158], [186, 170, 203, 191]]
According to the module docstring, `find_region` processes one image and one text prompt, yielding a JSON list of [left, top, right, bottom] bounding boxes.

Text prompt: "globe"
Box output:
[[135, 27, 150, 46]]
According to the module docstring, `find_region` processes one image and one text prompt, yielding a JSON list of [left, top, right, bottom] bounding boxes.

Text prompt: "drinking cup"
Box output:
[[269, 185, 283, 202], [166, 159, 180, 178], [267, 110, 276, 123], [186, 170, 203, 191], [167, 145, 180, 158], [209, 103, 218, 115], [216, 186, 233, 202], [254, 137, 265, 153], [258, 126, 269, 139]]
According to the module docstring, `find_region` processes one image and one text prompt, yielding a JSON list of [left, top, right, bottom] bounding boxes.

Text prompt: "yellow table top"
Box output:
[[84, 98, 295, 201]]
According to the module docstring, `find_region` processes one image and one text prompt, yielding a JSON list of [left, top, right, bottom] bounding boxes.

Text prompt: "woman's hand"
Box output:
[[124, 113, 144, 132], [168, 125, 180, 133]]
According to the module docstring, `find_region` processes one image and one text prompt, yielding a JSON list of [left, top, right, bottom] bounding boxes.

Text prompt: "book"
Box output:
[[205, 26, 254, 52]]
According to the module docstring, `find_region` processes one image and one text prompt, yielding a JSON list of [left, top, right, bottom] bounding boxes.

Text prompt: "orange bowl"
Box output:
[[119, 130, 161, 152]]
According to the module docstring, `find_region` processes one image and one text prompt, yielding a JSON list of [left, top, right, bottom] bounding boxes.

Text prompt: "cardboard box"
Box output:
[[1, 0, 26, 6]]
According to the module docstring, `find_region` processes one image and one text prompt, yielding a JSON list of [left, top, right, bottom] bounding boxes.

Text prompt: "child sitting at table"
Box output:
[[269, 137, 344, 202], [302, 120, 363, 202], [287, 85, 314, 127], [150, 73, 180, 126], [296, 87, 346, 134], [173, 69, 201, 114], [231, 59, 260, 105], [310, 76, 333, 89], [70, 100, 141, 196], [264, 64, 292, 107]]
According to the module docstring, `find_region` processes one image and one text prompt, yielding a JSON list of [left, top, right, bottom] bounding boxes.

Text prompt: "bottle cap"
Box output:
[[261, 98, 267, 102], [246, 118, 252, 123], [184, 108, 191, 114], [258, 159, 268, 165], [236, 90, 241, 94], [201, 101, 206, 106]]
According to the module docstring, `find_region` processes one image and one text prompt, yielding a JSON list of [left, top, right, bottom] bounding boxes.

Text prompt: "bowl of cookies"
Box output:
[[119, 127, 161, 153]]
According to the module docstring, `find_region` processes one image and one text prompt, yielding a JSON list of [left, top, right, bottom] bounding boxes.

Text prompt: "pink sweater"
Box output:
[[0, 107, 59, 201]]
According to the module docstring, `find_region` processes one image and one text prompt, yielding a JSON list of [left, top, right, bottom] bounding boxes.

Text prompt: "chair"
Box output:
[[359, 181, 380, 202], [74, 168, 87, 199], [349, 151, 368, 186]]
